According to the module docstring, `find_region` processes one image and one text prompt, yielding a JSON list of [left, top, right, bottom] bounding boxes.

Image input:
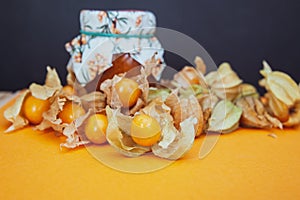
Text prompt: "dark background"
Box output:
[[1, 0, 299, 91]]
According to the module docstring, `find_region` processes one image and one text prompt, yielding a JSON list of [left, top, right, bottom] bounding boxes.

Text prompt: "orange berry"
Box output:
[[84, 114, 108, 144], [58, 101, 85, 124], [132, 133, 161, 147], [131, 114, 161, 147], [115, 78, 141, 107], [22, 94, 50, 125]]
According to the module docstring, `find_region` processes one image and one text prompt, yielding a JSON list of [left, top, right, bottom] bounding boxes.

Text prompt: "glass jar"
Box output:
[[65, 10, 165, 86]]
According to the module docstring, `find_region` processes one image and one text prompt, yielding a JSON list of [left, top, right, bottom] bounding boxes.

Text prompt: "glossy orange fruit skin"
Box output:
[[58, 101, 85, 124], [132, 133, 161, 147], [131, 114, 161, 147], [84, 114, 108, 144], [22, 94, 50, 125], [115, 78, 141, 107]]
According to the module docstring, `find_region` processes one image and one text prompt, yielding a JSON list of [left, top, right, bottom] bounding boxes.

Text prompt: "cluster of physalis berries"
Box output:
[[4, 67, 106, 148], [4, 56, 300, 160]]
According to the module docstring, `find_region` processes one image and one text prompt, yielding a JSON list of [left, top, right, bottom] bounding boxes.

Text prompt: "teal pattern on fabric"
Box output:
[[80, 30, 154, 39]]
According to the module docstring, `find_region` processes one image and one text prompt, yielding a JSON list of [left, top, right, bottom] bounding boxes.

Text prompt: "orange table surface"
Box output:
[[1, 99, 300, 200]]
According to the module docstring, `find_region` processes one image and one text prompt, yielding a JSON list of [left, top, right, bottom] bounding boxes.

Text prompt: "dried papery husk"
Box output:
[[283, 101, 300, 127], [4, 67, 77, 133], [172, 56, 207, 89], [4, 90, 30, 132], [100, 74, 123, 108], [30, 67, 62, 100], [139, 99, 175, 149], [59, 92, 82, 105], [217, 85, 241, 100], [160, 79, 177, 90], [66, 67, 76, 86], [288, 84, 300, 126], [147, 87, 171, 103], [115, 110, 133, 135], [144, 53, 158, 76], [182, 95, 204, 136], [144, 52, 164, 80], [105, 106, 150, 157], [131, 67, 150, 102], [194, 56, 206, 75], [4, 67, 62, 132], [240, 83, 258, 96], [140, 98, 196, 160], [236, 96, 282, 129], [45, 66, 62, 89], [100, 67, 149, 112], [35, 85, 91, 133], [235, 83, 259, 100], [164, 90, 181, 129], [265, 92, 289, 122], [29, 83, 58, 101], [211, 63, 243, 88], [173, 66, 206, 89], [128, 98, 145, 115], [140, 98, 175, 147], [205, 63, 243, 101], [141, 98, 173, 126], [205, 71, 218, 87], [35, 96, 66, 132], [208, 100, 242, 133], [264, 113, 283, 129], [151, 117, 196, 160], [197, 93, 219, 112], [60, 110, 91, 149], [165, 91, 204, 136], [28, 67, 64, 129], [35, 81, 94, 133], [80, 91, 106, 113], [179, 84, 204, 99], [125, 67, 150, 115], [202, 108, 212, 131], [196, 92, 219, 131], [260, 61, 300, 107]]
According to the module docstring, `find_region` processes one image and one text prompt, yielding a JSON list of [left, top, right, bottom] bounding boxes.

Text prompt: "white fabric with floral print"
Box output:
[[66, 10, 165, 85]]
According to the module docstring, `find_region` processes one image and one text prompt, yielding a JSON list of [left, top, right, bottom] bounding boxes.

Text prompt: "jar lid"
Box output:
[[80, 10, 156, 35]]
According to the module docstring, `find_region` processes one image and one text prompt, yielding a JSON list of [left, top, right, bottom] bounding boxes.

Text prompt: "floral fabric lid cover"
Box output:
[[65, 10, 165, 85]]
